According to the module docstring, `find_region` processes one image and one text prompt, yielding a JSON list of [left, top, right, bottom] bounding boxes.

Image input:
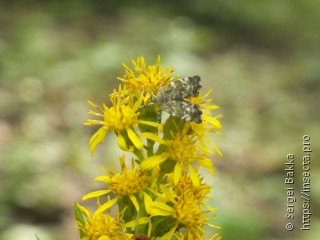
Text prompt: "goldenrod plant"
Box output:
[[74, 56, 223, 240]]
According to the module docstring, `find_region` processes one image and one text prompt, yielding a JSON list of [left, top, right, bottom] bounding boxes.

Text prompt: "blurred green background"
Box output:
[[0, 1, 319, 239]]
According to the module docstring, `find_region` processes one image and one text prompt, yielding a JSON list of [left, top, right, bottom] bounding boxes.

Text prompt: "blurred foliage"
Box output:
[[0, 1, 319, 240]]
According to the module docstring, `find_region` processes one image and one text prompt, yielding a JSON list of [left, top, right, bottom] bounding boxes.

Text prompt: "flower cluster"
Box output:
[[74, 56, 222, 240]]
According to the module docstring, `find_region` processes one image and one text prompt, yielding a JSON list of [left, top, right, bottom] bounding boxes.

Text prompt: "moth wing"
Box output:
[[153, 75, 201, 102], [170, 76, 201, 99], [161, 100, 202, 124]]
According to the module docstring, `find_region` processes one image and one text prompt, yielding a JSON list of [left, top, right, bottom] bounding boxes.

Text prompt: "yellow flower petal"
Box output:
[[95, 197, 119, 214], [93, 175, 111, 183], [126, 127, 143, 150], [206, 105, 220, 110], [197, 157, 216, 175], [204, 135, 222, 157], [123, 217, 150, 228], [189, 165, 200, 187], [144, 192, 153, 214], [129, 195, 140, 212], [150, 202, 174, 216], [132, 95, 143, 110], [89, 127, 107, 155], [205, 223, 222, 230], [140, 154, 168, 169], [141, 132, 166, 144], [117, 132, 132, 151], [82, 190, 111, 200], [205, 115, 222, 129], [159, 224, 178, 240], [160, 185, 176, 204], [173, 163, 181, 185], [87, 100, 98, 108], [138, 120, 159, 128]]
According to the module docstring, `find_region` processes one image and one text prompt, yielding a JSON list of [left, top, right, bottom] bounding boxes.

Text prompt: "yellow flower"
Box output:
[[82, 156, 153, 213], [144, 185, 220, 240], [168, 172, 218, 219], [117, 55, 174, 103], [74, 203, 149, 240], [84, 87, 158, 154], [140, 126, 215, 185], [174, 231, 222, 240], [186, 113, 222, 158], [169, 172, 211, 203], [186, 89, 223, 157], [79, 55, 224, 239]]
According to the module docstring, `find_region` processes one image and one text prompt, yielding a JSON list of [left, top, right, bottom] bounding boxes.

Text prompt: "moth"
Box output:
[[151, 76, 202, 124]]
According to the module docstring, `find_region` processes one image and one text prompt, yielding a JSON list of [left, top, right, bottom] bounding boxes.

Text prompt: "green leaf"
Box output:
[[73, 203, 86, 238], [162, 116, 185, 140], [133, 194, 149, 235], [119, 196, 137, 225], [139, 104, 158, 131], [151, 216, 176, 237]]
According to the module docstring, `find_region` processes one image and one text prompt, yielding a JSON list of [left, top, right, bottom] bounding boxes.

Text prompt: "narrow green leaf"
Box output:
[[73, 203, 86, 238]]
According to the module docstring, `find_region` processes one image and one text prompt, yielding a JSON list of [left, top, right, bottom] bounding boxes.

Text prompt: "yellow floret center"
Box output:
[[167, 134, 197, 164], [110, 170, 147, 196], [118, 56, 174, 97], [104, 105, 139, 132], [174, 176, 210, 203], [174, 195, 201, 229], [83, 213, 122, 240]]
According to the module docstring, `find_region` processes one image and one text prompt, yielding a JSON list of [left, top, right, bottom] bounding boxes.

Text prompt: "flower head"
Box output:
[[169, 172, 211, 204], [140, 125, 215, 185], [82, 156, 152, 213], [84, 87, 157, 154], [186, 89, 223, 157], [144, 185, 220, 240], [174, 231, 222, 240], [118, 55, 174, 103], [74, 203, 149, 240]]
